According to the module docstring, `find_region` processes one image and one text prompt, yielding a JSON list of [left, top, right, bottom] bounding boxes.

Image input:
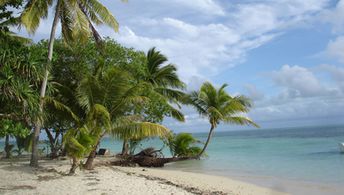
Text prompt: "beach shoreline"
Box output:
[[164, 163, 344, 195], [0, 157, 288, 195]]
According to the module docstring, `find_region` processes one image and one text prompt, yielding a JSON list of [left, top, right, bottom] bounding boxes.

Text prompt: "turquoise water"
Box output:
[[100, 125, 344, 185], [1, 125, 344, 186]]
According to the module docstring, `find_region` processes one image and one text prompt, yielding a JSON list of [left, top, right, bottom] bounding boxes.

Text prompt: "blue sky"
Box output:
[[16, 0, 344, 132]]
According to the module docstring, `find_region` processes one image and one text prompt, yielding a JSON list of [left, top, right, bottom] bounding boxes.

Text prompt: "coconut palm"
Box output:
[[189, 82, 259, 157], [63, 125, 94, 175], [71, 66, 172, 169], [167, 133, 202, 158], [18, 0, 121, 167], [120, 47, 186, 155], [144, 47, 185, 102]]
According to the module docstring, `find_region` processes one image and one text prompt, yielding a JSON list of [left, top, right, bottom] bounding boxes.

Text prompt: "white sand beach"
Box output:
[[0, 157, 288, 195]]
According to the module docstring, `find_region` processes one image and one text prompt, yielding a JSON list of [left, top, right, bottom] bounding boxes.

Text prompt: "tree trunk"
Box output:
[[121, 139, 129, 156], [84, 138, 101, 170], [4, 135, 10, 158], [45, 128, 60, 159], [30, 0, 61, 167], [84, 148, 96, 170], [197, 124, 215, 157], [45, 129, 58, 159], [69, 157, 79, 175]]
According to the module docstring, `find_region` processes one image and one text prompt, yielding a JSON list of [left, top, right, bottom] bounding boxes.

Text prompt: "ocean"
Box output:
[[1, 125, 344, 194], [100, 125, 344, 194]]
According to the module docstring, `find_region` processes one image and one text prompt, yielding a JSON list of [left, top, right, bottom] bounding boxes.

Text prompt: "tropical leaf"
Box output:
[[112, 122, 171, 140], [21, 0, 53, 34], [44, 96, 80, 123]]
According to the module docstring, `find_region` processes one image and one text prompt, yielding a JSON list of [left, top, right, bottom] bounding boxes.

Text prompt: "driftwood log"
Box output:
[[112, 148, 195, 167]]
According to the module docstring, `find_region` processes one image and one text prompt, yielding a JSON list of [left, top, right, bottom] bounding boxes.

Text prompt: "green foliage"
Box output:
[[63, 126, 95, 159], [0, 119, 31, 156], [189, 82, 258, 128], [130, 47, 186, 123], [0, 0, 29, 46], [20, 0, 119, 44], [15, 133, 33, 154], [0, 35, 41, 124], [189, 82, 259, 156], [167, 133, 201, 157], [0, 119, 30, 138], [112, 122, 171, 140]]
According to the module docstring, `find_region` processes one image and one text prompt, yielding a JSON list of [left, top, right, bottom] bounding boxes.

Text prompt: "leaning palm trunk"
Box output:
[[84, 138, 102, 170], [30, 1, 61, 167], [69, 157, 79, 175], [84, 148, 97, 170], [197, 124, 215, 157]]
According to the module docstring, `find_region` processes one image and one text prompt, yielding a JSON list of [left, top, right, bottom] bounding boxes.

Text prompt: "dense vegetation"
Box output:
[[0, 0, 257, 174]]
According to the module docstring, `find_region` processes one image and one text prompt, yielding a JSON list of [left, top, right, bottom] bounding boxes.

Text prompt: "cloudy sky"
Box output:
[[18, 0, 344, 132]]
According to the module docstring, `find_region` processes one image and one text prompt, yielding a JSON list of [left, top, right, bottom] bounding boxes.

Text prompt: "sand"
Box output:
[[0, 157, 287, 195]]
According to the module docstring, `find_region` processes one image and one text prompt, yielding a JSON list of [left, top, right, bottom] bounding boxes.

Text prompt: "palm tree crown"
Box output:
[[190, 82, 258, 157], [21, 0, 119, 43]]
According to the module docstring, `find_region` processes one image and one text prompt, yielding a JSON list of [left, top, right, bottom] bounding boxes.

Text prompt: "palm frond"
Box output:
[[112, 122, 171, 140], [21, 0, 53, 34], [223, 116, 259, 127], [44, 96, 80, 123], [82, 0, 119, 31]]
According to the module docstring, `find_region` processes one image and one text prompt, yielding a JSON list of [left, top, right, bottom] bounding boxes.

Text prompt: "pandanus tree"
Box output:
[[18, 0, 121, 167], [0, 39, 41, 158], [189, 82, 259, 157]]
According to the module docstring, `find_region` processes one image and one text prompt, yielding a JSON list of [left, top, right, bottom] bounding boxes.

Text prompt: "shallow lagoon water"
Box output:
[[100, 125, 344, 185]]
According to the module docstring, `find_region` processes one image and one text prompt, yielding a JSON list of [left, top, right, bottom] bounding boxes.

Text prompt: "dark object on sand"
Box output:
[[97, 148, 110, 156]]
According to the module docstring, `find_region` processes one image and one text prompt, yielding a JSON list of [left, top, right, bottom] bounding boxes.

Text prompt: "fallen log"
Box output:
[[112, 147, 196, 167]]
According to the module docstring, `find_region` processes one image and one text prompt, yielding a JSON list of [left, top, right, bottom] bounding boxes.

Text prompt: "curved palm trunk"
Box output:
[[84, 137, 102, 170], [30, 1, 61, 167], [197, 124, 215, 157]]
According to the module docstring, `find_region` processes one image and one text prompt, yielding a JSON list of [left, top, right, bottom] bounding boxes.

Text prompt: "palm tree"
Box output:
[[144, 47, 185, 103], [167, 133, 201, 158], [63, 125, 94, 175], [189, 82, 259, 157], [61, 66, 172, 171], [18, 0, 120, 167], [120, 47, 186, 155]]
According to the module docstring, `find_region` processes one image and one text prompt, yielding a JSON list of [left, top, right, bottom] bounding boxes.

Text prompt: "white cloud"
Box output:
[[114, 20, 249, 79], [321, 0, 344, 34], [270, 65, 326, 98], [16, 0, 334, 80], [325, 36, 344, 64], [318, 64, 344, 92], [247, 64, 344, 126], [172, 0, 225, 16], [229, 0, 331, 37]]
